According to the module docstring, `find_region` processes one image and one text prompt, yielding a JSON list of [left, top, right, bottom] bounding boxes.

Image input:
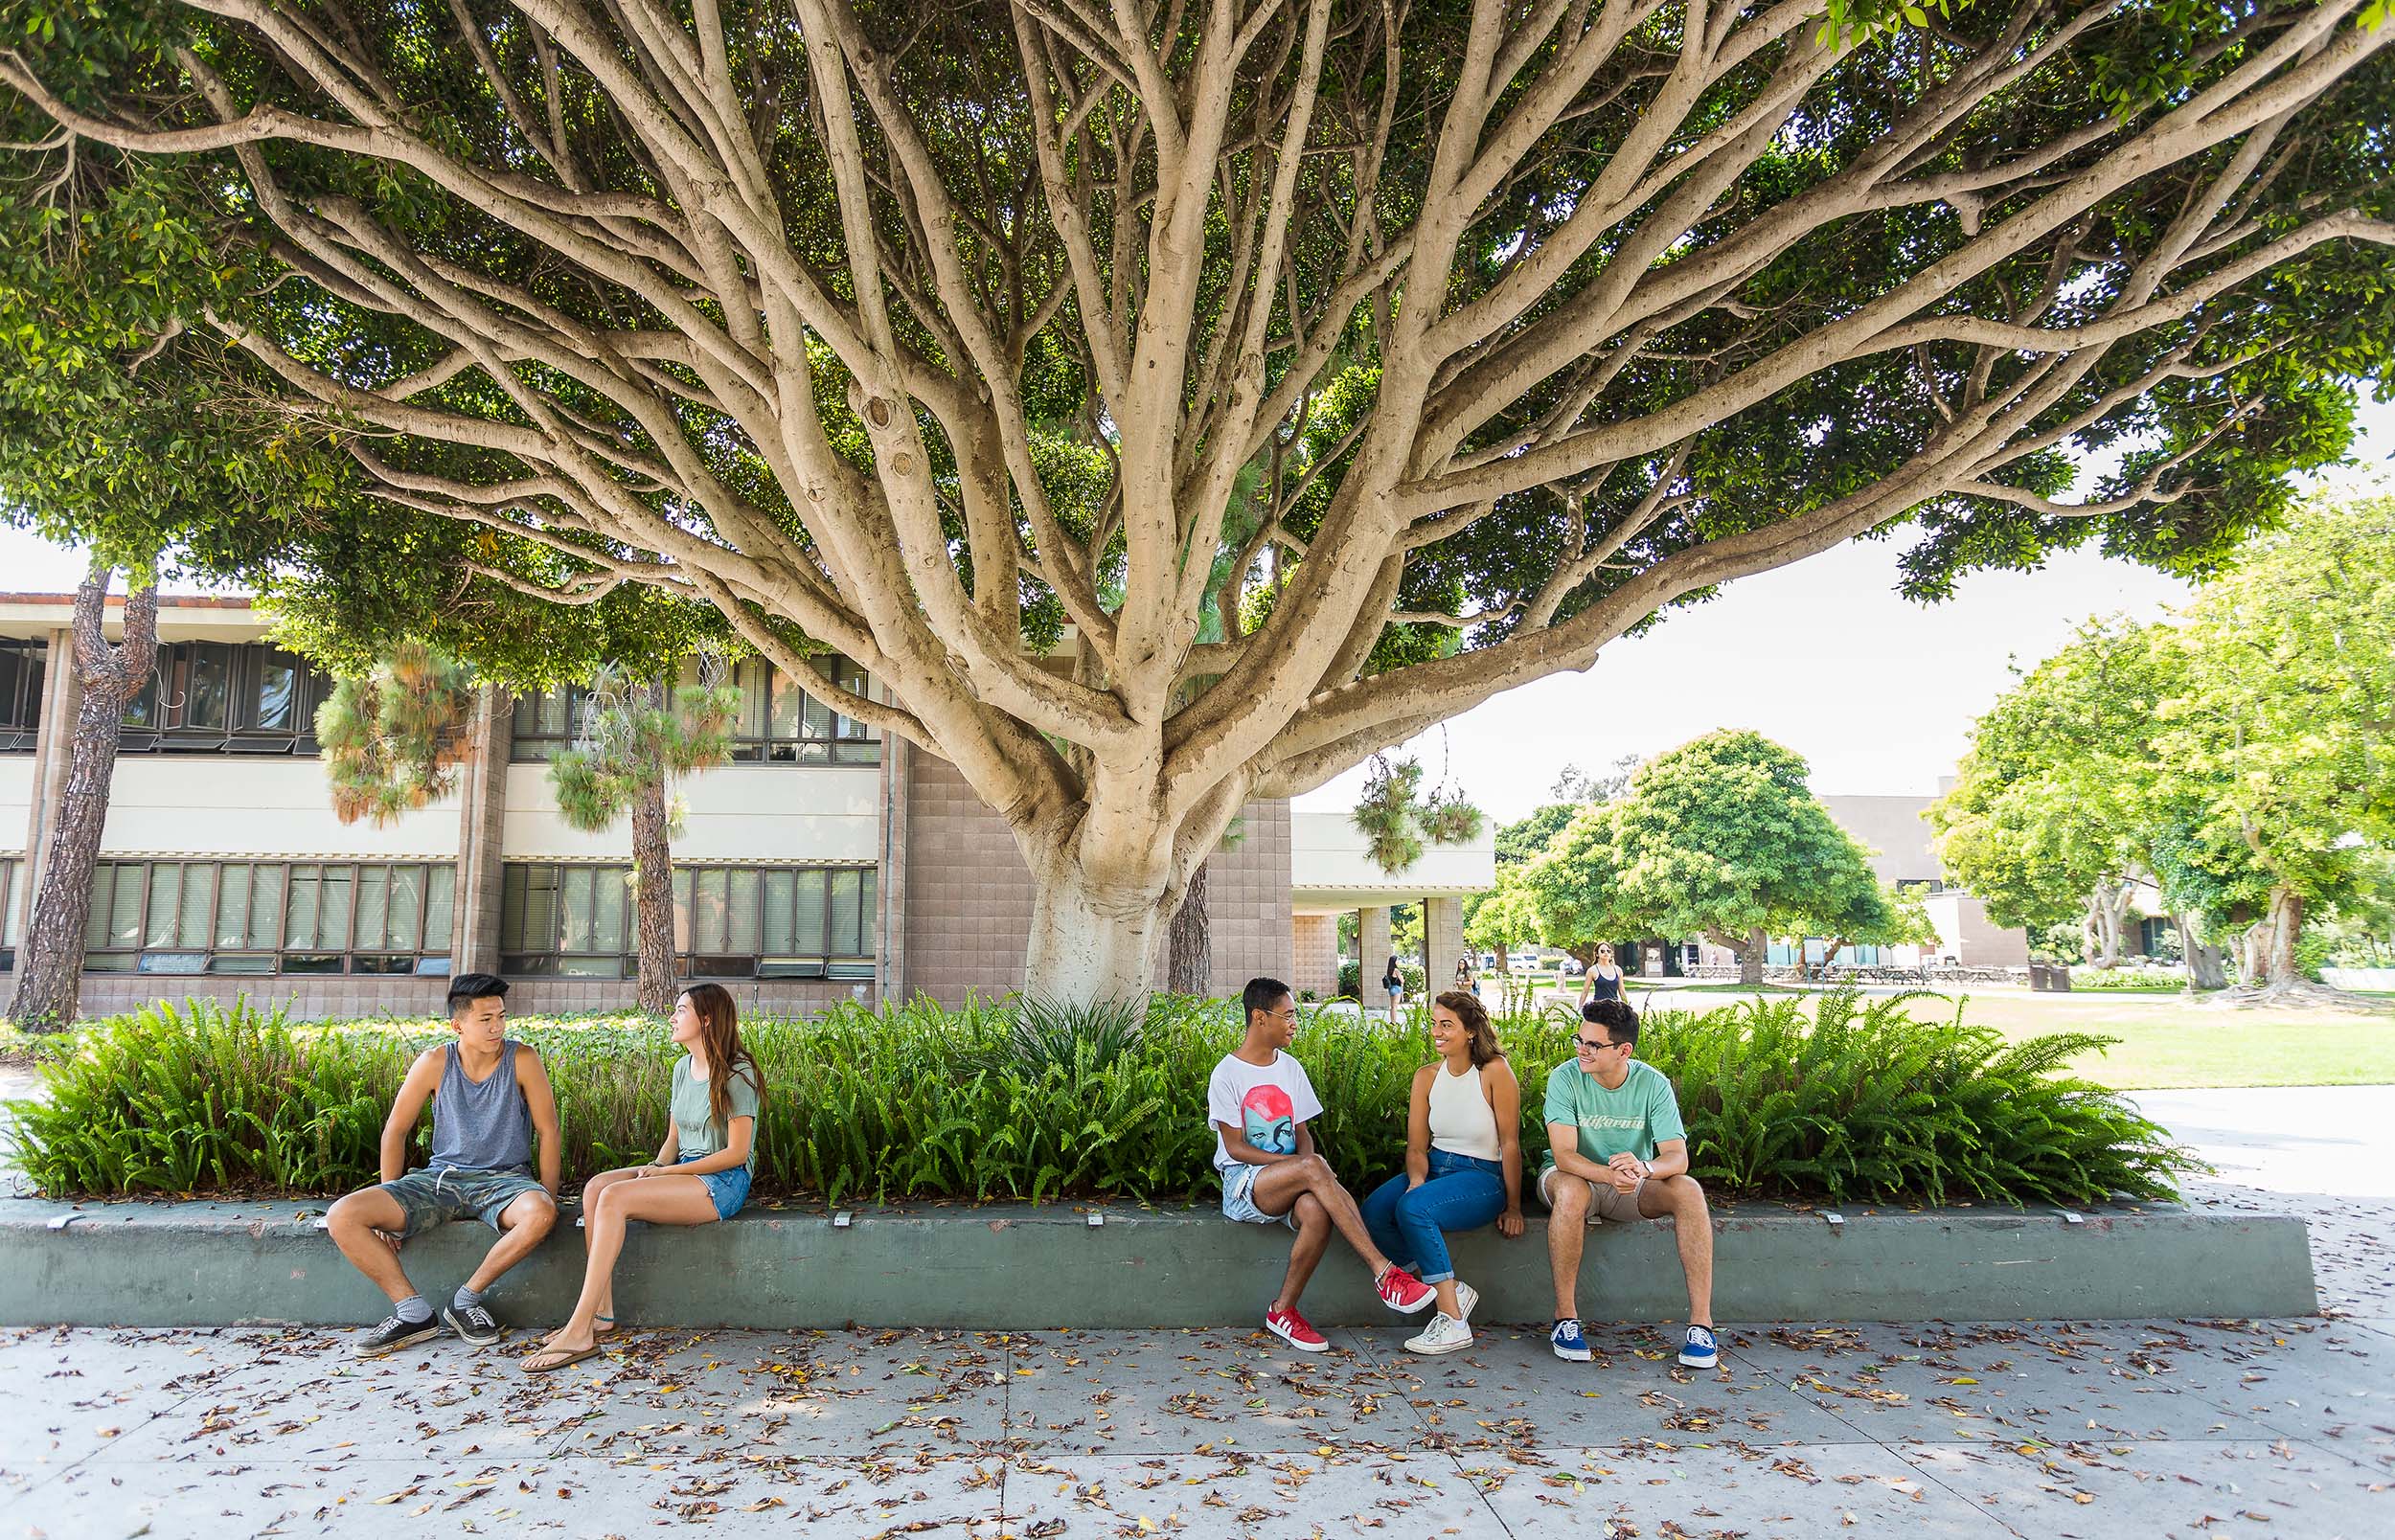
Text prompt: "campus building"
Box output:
[[0, 593, 1299, 1019]]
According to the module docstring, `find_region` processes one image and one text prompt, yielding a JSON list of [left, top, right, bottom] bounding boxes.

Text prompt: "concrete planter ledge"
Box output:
[[0, 1194, 2315, 1328]]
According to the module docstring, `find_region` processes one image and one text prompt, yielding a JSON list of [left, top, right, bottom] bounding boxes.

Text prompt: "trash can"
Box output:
[[2027, 963, 2052, 991], [2049, 965, 2072, 992]]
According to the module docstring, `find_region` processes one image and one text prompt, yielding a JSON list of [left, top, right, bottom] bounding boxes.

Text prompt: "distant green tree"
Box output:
[[550, 665, 742, 1013], [1534, 732, 1928, 985], [1494, 804, 1579, 871], [2149, 493, 2395, 997], [1929, 618, 2208, 977], [1464, 870, 1542, 1012]]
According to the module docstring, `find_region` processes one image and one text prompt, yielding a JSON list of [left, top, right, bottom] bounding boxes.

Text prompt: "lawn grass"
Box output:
[[1660, 986, 2395, 1090]]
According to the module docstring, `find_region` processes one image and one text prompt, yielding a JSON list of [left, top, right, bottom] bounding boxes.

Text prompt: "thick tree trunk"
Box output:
[[1742, 926, 1767, 987], [9, 569, 157, 1030], [1166, 858, 1211, 997], [2235, 917, 2270, 987], [629, 775, 676, 1014], [2082, 878, 2132, 968], [2262, 886, 2303, 988], [2175, 912, 2228, 990], [1022, 870, 1171, 1007]]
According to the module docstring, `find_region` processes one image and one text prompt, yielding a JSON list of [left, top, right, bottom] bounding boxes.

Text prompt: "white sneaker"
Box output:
[[1454, 1282, 1479, 1322], [1404, 1311, 1473, 1355]]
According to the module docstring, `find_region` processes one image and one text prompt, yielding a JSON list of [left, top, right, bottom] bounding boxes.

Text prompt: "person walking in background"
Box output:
[[1454, 955, 1479, 997], [324, 974, 560, 1357], [1362, 991, 1524, 1354], [1575, 942, 1626, 1011], [1208, 977, 1437, 1351], [1539, 998, 1717, 1370], [524, 984, 764, 1372], [1382, 954, 1407, 1023]]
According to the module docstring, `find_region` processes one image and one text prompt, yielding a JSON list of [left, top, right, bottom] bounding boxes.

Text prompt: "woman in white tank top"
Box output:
[[1361, 990, 1524, 1355]]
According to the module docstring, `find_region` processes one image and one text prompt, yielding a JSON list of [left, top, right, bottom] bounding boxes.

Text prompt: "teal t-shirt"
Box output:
[[671, 1056, 762, 1172], [1540, 1059, 1685, 1171]]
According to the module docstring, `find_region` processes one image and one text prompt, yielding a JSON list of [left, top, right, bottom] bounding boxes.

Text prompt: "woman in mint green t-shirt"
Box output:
[[526, 984, 765, 1372]]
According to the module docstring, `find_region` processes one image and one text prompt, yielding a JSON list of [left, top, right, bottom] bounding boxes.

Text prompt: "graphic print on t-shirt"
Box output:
[[1241, 1083, 1297, 1158]]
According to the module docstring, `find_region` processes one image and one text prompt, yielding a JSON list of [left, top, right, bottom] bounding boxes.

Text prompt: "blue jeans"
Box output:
[[1361, 1150, 1507, 1284]]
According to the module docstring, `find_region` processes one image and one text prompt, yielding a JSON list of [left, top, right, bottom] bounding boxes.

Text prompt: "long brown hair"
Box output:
[[681, 984, 765, 1135], [1433, 990, 1505, 1068]]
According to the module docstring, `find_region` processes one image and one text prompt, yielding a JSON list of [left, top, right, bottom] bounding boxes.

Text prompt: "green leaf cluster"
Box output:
[[1933, 488, 2395, 947], [1522, 731, 1930, 953]]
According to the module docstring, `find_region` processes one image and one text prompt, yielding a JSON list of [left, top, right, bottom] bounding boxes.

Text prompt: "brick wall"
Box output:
[[901, 752, 1293, 1007], [67, 973, 453, 1023]]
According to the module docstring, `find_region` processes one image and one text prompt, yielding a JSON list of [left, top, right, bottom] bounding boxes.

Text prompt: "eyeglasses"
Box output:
[[1573, 1035, 1623, 1054]]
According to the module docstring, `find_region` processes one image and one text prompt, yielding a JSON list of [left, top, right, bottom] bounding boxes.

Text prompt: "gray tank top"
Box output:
[[427, 1040, 534, 1175]]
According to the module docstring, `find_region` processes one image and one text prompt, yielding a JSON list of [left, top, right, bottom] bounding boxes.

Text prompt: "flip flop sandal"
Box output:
[[524, 1344, 604, 1374]]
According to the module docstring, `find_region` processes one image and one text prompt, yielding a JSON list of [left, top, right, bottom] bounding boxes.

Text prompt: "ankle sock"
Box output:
[[395, 1295, 433, 1325], [452, 1285, 484, 1314]]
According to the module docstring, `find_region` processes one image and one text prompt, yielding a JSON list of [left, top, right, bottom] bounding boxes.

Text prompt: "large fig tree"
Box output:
[[7, 0, 2394, 1002]]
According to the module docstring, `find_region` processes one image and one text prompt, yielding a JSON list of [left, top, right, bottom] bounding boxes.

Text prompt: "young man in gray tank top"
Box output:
[[324, 974, 562, 1357]]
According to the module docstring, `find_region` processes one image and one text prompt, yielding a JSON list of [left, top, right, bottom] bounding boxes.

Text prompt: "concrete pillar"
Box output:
[[450, 686, 512, 978], [1426, 895, 1466, 1000], [878, 733, 907, 1008], [1289, 913, 1340, 999], [1359, 905, 1392, 1009], [21, 627, 80, 910]]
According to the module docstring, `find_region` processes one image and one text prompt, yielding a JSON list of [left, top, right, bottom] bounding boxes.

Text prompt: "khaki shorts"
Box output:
[[1538, 1166, 1650, 1223]]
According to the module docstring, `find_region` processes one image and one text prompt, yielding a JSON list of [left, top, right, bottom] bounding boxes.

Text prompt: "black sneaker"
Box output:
[[354, 1313, 442, 1359], [442, 1302, 509, 1347]]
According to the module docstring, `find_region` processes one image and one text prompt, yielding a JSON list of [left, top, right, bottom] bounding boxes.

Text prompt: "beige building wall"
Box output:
[[901, 752, 1293, 1006], [100, 759, 459, 861], [499, 762, 879, 862]]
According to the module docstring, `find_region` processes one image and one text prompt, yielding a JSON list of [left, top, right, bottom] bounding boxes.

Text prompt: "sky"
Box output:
[[1, 400, 2387, 823]]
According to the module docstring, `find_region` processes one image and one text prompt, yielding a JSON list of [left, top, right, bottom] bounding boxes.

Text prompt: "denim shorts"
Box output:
[[1219, 1162, 1297, 1230], [381, 1167, 550, 1237], [679, 1154, 751, 1220]]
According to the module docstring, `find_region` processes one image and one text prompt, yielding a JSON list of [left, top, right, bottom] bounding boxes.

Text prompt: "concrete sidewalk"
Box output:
[[3, 1313, 2386, 1538]]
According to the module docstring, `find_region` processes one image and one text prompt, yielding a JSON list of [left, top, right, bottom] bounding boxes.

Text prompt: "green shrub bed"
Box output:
[[3, 990, 2191, 1208]]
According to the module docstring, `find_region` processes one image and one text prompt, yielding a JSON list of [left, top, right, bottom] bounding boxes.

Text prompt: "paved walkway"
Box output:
[[3, 1084, 2390, 1537], [4, 1314, 2389, 1539]]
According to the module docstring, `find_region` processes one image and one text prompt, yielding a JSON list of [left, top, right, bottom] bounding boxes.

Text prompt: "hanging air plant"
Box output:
[[1351, 752, 1483, 875]]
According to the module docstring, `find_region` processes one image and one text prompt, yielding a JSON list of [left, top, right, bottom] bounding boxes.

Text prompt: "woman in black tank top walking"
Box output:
[[1576, 942, 1625, 1012]]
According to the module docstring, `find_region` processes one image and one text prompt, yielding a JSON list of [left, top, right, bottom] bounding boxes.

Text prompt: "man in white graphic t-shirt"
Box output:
[[1206, 977, 1436, 1352]]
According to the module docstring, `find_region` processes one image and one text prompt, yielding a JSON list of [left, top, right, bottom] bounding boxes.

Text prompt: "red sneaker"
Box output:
[[1264, 1304, 1329, 1352], [1376, 1264, 1435, 1314]]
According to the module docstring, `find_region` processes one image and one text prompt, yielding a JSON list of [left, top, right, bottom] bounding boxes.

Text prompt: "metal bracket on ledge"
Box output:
[[1086, 1212, 1105, 1228], [2059, 1210, 2085, 1225], [833, 1211, 854, 1230], [1821, 1212, 1845, 1228], [46, 1212, 83, 1232]]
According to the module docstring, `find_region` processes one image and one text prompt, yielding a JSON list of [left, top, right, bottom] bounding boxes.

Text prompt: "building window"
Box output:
[[511, 655, 880, 765], [0, 855, 16, 968], [82, 860, 454, 975], [119, 644, 324, 754], [499, 861, 876, 981], [0, 639, 47, 752]]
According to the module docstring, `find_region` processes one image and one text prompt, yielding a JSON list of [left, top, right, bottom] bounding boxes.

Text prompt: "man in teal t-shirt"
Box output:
[[1537, 999, 1717, 1371]]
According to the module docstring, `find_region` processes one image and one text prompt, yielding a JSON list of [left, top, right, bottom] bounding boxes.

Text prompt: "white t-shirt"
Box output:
[[1206, 1050, 1325, 1173]]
